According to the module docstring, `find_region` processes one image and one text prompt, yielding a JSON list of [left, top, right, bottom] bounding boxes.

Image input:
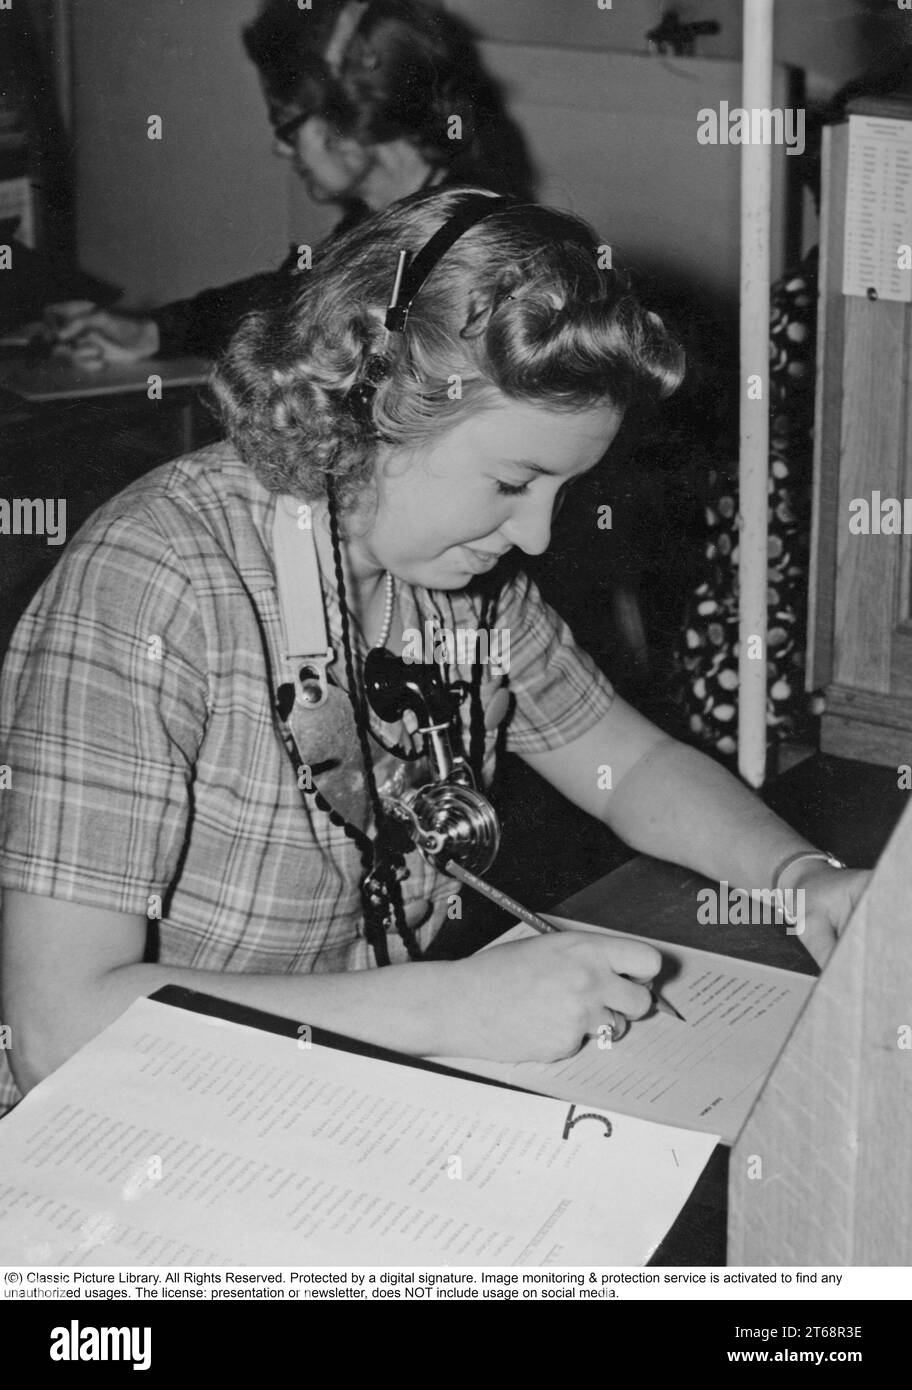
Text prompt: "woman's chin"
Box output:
[[400, 562, 474, 592], [301, 176, 344, 205]]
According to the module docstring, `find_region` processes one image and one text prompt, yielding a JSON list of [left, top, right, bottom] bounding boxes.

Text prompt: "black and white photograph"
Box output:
[[0, 0, 909, 1356]]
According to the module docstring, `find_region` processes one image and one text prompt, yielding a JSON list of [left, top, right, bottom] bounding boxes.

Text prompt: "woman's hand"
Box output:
[[44, 302, 160, 367], [444, 930, 662, 1062], [791, 866, 871, 969]]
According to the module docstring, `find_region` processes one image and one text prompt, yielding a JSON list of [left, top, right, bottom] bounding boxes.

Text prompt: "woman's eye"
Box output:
[[495, 481, 530, 497]]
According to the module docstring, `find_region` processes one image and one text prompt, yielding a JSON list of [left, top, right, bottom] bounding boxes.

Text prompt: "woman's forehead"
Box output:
[[445, 398, 622, 459]]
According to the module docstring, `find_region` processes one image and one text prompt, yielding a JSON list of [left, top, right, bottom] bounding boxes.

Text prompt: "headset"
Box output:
[[302, 192, 597, 955], [349, 193, 590, 882], [346, 195, 511, 877]]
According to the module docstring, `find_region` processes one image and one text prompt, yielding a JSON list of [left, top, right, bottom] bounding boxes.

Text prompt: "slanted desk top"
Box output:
[[0, 353, 209, 402]]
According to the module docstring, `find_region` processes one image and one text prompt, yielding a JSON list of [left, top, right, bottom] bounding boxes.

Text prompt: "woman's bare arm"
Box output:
[[1, 889, 660, 1091]]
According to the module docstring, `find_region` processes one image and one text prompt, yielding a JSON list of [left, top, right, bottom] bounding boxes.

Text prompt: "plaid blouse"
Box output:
[[0, 443, 614, 1113]]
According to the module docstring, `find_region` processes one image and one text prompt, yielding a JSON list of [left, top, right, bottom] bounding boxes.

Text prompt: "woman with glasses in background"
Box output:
[[43, 0, 533, 367]]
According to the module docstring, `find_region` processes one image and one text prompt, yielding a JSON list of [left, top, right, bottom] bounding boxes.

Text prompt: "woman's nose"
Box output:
[[273, 136, 295, 159], [501, 500, 553, 557]]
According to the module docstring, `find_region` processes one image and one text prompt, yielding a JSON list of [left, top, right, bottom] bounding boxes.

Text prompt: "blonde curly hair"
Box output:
[[211, 188, 685, 510]]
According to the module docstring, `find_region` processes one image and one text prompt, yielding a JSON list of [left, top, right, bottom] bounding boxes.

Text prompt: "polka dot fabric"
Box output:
[[674, 250, 823, 759]]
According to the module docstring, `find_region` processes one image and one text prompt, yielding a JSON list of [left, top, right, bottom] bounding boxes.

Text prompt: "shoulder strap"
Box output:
[[272, 496, 334, 706]]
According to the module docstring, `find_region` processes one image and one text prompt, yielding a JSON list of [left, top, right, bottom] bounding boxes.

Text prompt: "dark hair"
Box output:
[[211, 188, 685, 507], [243, 0, 534, 198]]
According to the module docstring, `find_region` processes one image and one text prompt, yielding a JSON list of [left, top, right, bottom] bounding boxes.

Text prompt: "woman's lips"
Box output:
[[461, 546, 506, 572]]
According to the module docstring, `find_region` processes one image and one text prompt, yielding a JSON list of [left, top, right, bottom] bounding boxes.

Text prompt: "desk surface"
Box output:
[[0, 353, 209, 401], [161, 752, 900, 1267], [160, 851, 819, 1269], [10, 752, 893, 1267], [559, 856, 817, 975]]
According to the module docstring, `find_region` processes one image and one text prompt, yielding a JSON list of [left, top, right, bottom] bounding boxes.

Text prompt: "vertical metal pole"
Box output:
[[738, 0, 774, 787]]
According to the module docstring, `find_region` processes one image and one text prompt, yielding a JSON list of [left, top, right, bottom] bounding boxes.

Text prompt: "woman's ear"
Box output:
[[374, 439, 414, 482], [339, 137, 374, 177]]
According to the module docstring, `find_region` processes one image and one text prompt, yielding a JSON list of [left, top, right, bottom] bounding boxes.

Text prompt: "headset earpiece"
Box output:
[[345, 352, 390, 432]]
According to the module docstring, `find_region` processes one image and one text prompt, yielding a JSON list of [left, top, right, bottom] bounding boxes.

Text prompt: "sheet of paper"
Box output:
[[843, 114, 912, 303], [436, 918, 815, 1145], [0, 997, 716, 1267]]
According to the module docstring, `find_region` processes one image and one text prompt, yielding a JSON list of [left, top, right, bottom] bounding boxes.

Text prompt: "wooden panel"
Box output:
[[814, 100, 912, 724], [807, 124, 847, 692], [832, 298, 908, 692], [820, 683, 912, 765], [891, 306, 912, 680], [821, 682, 912, 731], [728, 799, 912, 1264], [821, 714, 909, 765]]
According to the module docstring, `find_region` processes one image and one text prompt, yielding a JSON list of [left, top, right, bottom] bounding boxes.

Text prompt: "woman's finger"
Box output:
[[587, 1006, 629, 1046]]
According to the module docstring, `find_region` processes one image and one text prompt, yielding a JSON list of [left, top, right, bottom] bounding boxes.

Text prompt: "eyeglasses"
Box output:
[[272, 110, 310, 148]]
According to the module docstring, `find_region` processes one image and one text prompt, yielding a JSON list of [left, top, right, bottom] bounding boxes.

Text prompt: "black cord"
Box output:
[[326, 476, 422, 963], [469, 585, 495, 776]]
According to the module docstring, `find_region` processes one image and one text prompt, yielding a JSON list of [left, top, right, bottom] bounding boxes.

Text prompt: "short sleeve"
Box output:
[[493, 570, 615, 755], [0, 512, 209, 914]]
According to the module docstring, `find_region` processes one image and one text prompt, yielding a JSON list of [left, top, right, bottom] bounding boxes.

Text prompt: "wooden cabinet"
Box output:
[[809, 97, 912, 765]]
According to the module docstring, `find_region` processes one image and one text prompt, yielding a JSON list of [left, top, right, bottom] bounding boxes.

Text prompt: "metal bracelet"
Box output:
[[771, 849, 846, 894]]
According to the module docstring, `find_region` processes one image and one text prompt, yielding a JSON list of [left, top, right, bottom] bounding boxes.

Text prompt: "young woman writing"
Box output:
[[0, 191, 866, 1114]]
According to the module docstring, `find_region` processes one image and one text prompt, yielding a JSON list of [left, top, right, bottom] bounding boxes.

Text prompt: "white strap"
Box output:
[[324, 0, 369, 77], [272, 496, 334, 705]]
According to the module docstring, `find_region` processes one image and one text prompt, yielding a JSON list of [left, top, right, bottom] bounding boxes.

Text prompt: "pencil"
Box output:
[[445, 859, 560, 935], [445, 860, 686, 1022]]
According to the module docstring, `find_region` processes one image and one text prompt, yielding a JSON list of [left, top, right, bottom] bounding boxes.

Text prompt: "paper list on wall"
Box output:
[[843, 114, 912, 303], [436, 919, 815, 1144], [0, 997, 716, 1267]]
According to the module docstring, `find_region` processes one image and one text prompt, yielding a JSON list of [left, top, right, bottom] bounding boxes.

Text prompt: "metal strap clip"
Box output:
[[289, 649, 335, 708]]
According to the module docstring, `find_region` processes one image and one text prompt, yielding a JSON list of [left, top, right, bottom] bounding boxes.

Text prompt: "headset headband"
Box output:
[[384, 194, 508, 331], [324, 0, 370, 78], [383, 195, 596, 333]]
